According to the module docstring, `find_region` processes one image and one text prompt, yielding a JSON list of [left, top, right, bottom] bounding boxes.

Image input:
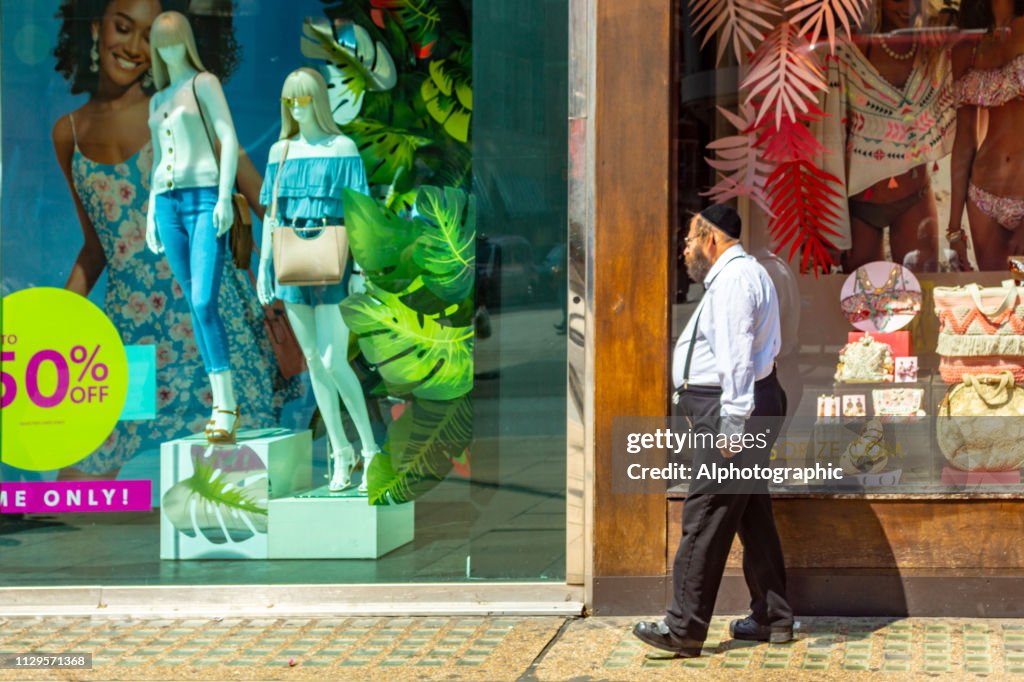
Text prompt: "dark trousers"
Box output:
[[665, 370, 793, 641]]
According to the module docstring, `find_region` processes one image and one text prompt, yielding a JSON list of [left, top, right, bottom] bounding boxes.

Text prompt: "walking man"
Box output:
[[633, 205, 793, 657]]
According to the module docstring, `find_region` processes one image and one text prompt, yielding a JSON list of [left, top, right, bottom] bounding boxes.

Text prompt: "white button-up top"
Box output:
[[148, 75, 219, 194]]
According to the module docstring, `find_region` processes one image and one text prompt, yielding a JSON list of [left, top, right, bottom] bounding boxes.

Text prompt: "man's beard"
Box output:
[[686, 250, 711, 282]]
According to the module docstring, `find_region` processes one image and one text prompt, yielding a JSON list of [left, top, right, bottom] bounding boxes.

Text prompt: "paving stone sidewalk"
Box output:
[[2, 614, 1024, 680]]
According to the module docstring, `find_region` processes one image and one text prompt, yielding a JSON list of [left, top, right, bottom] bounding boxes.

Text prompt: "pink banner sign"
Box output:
[[0, 480, 151, 513]]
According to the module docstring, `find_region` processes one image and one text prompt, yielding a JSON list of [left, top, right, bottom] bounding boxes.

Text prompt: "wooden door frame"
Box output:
[[580, 0, 676, 613]]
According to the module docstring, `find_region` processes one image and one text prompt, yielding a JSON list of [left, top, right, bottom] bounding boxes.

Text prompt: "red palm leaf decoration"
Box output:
[[742, 22, 826, 127], [701, 104, 774, 214], [765, 159, 842, 274], [688, 0, 781, 65], [750, 104, 828, 163], [787, 0, 872, 54]]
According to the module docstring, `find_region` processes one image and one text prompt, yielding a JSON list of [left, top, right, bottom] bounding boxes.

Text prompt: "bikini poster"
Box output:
[[1, 0, 475, 510], [695, 0, 1024, 275]]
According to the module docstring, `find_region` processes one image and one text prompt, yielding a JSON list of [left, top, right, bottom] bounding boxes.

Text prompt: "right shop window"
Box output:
[[683, 0, 1024, 493]]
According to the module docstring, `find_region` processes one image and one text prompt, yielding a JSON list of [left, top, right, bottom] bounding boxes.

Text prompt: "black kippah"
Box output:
[[698, 204, 742, 240]]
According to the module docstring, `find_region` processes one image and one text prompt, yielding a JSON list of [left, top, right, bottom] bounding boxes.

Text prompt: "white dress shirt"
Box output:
[[672, 244, 782, 434]]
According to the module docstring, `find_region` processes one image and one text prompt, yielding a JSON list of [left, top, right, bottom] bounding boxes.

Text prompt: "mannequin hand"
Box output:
[[256, 259, 274, 306], [213, 197, 234, 237], [146, 204, 163, 254], [348, 271, 367, 296]]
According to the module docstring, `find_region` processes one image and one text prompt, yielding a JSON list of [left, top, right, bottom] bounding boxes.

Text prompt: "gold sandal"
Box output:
[[204, 406, 219, 436], [207, 406, 240, 445]]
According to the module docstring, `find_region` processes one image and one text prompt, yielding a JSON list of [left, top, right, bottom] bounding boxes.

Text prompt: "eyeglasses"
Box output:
[[281, 95, 314, 107]]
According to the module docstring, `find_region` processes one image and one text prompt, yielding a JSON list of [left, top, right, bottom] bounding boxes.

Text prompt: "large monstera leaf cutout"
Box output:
[[343, 189, 422, 293], [342, 118, 431, 186], [420, 52, 472, 142], [341, 285, 473, 400], [302, 17, 398, 124], [162, 448, 268, 543], [412, 186, 475, 305], [366, 396, 472, 504]]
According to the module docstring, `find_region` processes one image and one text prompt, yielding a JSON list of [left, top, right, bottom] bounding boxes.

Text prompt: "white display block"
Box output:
[[160, 428, 312, 560], [268, 488, 414, 559]]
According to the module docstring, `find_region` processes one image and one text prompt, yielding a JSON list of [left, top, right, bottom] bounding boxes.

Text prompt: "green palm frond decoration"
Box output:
[[368, 396, 472, 504]]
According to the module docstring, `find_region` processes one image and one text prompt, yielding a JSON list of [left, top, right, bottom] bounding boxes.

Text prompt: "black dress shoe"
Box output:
[[632, 621, 702, 657], [729, 616, 793, 643]]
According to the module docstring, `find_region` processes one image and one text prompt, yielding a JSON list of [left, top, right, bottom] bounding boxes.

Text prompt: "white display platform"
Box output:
[[268, 487, 414, 559], [160, 428, 312, 560]]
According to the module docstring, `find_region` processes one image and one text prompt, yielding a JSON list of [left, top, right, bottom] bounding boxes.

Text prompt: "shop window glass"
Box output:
[[0, 0, 568, 585], [672, 0, 1024, 495]]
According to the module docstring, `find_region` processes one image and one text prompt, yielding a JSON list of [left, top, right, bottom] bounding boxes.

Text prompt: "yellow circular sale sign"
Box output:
[[1, 288, 128, 471]]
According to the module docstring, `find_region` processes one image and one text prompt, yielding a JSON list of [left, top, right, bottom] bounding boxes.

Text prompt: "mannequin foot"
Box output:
[[358, 449, 379, 495], [204, 406, 219, 436], [328, 445, 357, 492], [208, 406, 240, 445]]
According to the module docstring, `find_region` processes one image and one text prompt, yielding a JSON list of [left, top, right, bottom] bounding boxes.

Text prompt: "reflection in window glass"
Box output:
[[0, 0, 567, 586]]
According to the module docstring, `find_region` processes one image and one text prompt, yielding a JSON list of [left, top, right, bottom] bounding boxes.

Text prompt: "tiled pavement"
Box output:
[[3, 614, 1024, 679]]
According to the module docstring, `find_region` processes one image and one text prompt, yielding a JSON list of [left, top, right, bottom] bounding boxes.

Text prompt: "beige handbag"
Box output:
[[270, 141, 349, 286], [937, 372, 1024, 471]]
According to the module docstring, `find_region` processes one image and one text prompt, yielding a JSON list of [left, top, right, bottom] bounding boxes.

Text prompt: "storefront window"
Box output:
[[673, 0, 1024, 494], [0, 0, 567, 585]]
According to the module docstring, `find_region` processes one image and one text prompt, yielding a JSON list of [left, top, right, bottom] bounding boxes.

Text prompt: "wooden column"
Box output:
[[592, 0, 674, 606]]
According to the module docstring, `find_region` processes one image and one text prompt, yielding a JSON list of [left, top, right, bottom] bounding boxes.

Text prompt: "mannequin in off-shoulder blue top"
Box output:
[[257, 68, 379, 495]]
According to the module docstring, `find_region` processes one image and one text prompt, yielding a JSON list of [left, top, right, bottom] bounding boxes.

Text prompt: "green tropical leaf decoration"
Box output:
[[341, 284, 473, 400], [341, 118, 432, 186], [420, 56, 472, 142], [370, 0, 442, 58], [367, 395, 473, 504], [161, 461, 268, 542], [412, 186, 475, 304], [399, 286, 473, 325], [343, 188, 423, 292]]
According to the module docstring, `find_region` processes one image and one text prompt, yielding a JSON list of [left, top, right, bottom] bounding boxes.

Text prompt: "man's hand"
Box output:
[[719, 447, 736, 459]]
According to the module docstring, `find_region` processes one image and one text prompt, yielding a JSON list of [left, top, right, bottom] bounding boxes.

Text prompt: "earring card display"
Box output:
[[894, 356, 919, 382]]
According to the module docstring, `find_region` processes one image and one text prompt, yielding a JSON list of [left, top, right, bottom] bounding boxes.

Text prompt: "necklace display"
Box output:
[[878, 35, 917, 61], [840, 264, 923, 332]]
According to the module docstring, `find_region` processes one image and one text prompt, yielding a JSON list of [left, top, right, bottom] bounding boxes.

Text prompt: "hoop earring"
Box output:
[[89, 32, 99, 73], [142, 70, 153, 88]]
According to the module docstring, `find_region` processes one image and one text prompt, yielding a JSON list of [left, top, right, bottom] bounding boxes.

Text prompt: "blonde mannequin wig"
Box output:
[[279, 68, 342, 140], [150, 11, 207, 90]]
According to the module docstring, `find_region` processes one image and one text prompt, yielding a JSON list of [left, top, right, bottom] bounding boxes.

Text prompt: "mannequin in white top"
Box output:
[[257, 68, 379, 493], [145, 11, 241, 444]]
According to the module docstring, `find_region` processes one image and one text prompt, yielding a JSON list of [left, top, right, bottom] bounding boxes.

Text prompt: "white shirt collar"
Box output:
[[703, 243, 746, 287]]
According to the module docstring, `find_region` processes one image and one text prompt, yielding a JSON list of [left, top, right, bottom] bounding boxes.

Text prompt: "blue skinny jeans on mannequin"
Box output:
[[154, 187, 230, 373]]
